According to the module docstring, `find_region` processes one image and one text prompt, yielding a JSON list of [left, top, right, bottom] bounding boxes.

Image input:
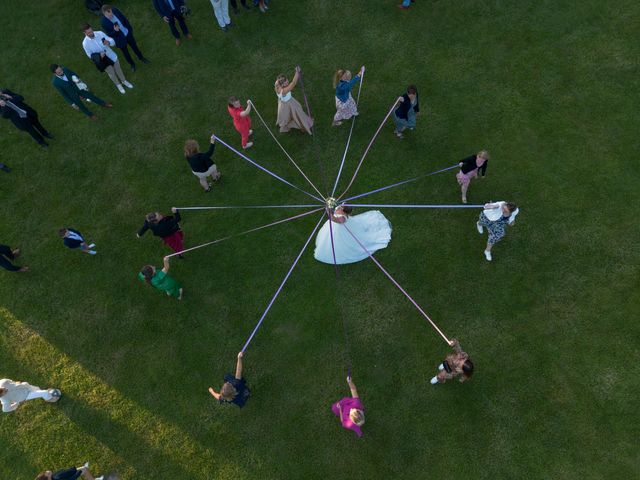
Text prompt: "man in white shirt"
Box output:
[[0, 378, 61, 412], [82, 24, 134, 94]]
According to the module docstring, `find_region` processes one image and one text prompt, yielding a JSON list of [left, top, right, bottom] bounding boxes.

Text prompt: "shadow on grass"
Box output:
[[0, 307, 246, 479]]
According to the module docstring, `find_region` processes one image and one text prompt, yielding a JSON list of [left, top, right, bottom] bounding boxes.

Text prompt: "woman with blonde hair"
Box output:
[[456, 150, 490, 204], [209, 352, 251, 408], [477, 201, 519, 261], [331, 376, 365, 437], [274, 66, 313, 134], [332, 66, 364, 126], [184, 134, 221, 192]]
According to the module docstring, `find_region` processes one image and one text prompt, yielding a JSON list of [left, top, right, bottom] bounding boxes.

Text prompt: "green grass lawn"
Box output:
[[1, 0, 639, 478]]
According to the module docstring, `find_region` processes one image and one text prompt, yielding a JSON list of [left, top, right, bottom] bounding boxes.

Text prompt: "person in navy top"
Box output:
[[393, 85, 419, 138], [101, 5, 149, 71], [152, 0, 192, 45], [208, 352, 251, 408], [59, 228, 97, 255]]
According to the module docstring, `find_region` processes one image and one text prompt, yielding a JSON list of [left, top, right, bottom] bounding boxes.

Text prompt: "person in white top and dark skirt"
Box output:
[[477, 201, 519, 261]]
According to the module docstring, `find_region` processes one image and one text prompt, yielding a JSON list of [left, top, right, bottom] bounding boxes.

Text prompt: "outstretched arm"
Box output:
[[235, 352, 244, 379], [281, 70, 300, 94], [347, 376, 359, 398], [162, 256, 170, 274], [240, 101, 252, 117]]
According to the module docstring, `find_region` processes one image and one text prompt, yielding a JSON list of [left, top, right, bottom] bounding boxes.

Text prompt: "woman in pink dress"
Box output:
[[227, 96, 253, 149], [456, 150, 489, 203], [331, 376, 365, 437]]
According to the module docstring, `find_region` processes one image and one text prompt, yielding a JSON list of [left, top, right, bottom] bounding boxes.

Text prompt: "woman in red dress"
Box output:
[[227, 96, 253, 149]]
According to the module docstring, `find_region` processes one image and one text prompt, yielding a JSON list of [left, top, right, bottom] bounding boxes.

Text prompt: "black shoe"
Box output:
[[0, 163, 11, 173], [44, 133, 54, 139], [141, 58, 150, 64], [178, 254, 185, 259], [222, 26, 229, 32], [228, 22, 235, 27], [40, 142, 49, 149], [130, 64, 136, 72]]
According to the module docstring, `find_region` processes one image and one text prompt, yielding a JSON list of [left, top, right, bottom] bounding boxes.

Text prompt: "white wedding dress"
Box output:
[[314, 211, 392, 264]]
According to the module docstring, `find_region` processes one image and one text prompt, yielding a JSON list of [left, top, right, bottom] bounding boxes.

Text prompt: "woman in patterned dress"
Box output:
[[477, 201, 519, 261]]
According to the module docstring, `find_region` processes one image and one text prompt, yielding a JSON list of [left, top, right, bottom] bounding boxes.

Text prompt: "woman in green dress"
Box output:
[[139, 256, 183, 299]]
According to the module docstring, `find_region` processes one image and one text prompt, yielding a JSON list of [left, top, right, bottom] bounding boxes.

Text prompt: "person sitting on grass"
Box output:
[[0, 244, 28, 272], [35, 461, 104, 480], [430, 338, 474, 384], [138, 255, 183, 300], [331, 376, 365, 437], [208, 352, 251, 407], [59, 228, 97, 255]]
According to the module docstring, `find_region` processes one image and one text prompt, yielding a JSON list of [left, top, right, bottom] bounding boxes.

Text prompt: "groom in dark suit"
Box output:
[[101, 4, 149, 72], [0, 89, 52, 148], [50, 64, 112, 119]]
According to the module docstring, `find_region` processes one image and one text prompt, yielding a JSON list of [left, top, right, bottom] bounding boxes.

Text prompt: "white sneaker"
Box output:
[[484, 250, 492, 261], [476, 222, 483, 234], [249, 129, 253, 135], [89, 251, 97, 255], [95, 477, 104, 480], [243, 142, 253, 149], [82, 462, 89, 470], [123, 81, 134, 89], [438, 363, 444, 371], [430, 376, 439, 385], [88, 243, 96, 249], [117, 84, 125, 94]]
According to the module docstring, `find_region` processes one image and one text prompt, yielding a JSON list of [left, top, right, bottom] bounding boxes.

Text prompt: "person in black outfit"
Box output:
[[456, 150, 489, 204], [230, 0, 251, 13], [184, 134, 221, 192], [0, 89, 53, 148], [208, 352, 251, 408], [101, 5, 150, 72], [0, 245, 27, 272], [0, 163, 10, 173], [137, 207, 185, 256], [35, 462, 104, 480]]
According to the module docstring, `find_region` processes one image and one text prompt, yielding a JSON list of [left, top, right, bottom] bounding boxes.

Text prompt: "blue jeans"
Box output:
[[402, 0, 411, 6]]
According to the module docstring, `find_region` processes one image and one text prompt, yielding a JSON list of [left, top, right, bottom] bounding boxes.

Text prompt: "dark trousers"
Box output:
[[166, 10, 189, 39], [74, 91, 106, 117], [119, 32, 146, 68], [21, 114, 50, 145], [0, 245, 20, 272], [230, 0, 248, 10]]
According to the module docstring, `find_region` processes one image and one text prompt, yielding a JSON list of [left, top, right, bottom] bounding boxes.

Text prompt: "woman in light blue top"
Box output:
[[332, 66, 364, 126]]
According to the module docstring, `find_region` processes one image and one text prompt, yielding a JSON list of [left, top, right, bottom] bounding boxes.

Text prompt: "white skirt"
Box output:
[[314, 211, 392, 264]]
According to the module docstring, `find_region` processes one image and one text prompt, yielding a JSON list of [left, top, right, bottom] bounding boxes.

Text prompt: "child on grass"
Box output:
[[139, 256, 183, 300], [227, 96, 253, 149]]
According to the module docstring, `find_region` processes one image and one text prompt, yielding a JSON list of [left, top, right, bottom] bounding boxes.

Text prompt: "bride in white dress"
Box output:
[[314, 206, 392, 264]]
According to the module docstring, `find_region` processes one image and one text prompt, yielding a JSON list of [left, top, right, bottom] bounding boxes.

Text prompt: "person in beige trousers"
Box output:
[[0, 378, 61, 412]]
